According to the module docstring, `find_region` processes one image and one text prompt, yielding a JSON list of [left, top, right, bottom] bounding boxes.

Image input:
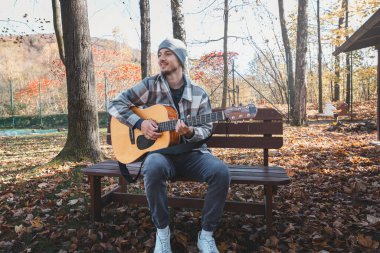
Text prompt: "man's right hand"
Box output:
[[141, 119, 162, 140]]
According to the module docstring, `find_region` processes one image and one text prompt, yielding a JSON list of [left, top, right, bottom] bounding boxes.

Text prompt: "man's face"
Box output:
[[158, 48, 181, 75]]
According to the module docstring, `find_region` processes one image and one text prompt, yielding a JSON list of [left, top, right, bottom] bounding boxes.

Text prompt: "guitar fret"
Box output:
[[157, 110, 228, 132]]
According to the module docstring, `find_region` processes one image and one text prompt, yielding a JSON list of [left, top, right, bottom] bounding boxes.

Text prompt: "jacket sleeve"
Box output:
[[184, 92, 213, 143], [107, 78, 150, 128]]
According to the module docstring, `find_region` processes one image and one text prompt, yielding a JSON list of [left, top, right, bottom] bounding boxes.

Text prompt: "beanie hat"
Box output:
[[158, 38, 188, 68]]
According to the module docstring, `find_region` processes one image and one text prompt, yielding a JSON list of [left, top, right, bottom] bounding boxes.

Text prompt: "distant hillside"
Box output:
[[0, 33, 142, 83], [0, 34, 151, 115]]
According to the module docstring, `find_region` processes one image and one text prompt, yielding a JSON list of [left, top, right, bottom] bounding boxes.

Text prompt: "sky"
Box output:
[[0, 0, 298, 73]]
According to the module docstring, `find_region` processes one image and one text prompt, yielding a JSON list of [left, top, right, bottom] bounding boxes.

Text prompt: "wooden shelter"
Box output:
[[333, 8, 380, 141]]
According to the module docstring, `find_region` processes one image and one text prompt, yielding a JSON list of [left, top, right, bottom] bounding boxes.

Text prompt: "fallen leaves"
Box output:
[[0, 108, 380, 252]]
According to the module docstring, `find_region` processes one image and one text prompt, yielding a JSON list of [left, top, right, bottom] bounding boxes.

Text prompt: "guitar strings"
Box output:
[[157, 111, 224, 132]]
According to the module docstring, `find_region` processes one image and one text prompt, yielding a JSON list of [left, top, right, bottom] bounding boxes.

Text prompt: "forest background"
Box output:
[[0, 0, 379, 118]]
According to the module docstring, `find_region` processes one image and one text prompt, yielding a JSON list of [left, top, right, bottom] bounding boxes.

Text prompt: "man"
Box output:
[[108, 38, 230, 253]]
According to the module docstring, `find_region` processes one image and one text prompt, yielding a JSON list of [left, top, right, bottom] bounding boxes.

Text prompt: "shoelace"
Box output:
[[205, 237, 218, 253], [158, 235, 170, 252]]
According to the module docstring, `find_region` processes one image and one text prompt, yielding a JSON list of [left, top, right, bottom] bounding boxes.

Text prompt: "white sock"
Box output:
[[200, 229, 213, 239], [157, 226, 169, 238]]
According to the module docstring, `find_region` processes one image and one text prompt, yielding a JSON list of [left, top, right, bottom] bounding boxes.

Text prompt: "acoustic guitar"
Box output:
[[111, 104, 257, 163]]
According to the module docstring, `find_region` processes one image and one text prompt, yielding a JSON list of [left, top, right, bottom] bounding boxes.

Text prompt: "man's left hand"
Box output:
[[175, 120, 194, 138]]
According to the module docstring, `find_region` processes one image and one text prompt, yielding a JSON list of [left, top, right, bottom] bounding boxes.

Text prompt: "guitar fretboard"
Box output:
[[157, 111, 224, 132]]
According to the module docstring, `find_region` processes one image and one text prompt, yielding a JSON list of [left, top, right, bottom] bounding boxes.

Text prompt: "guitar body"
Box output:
[[110, 104, 180, 164], [111, 103, 257, 164]]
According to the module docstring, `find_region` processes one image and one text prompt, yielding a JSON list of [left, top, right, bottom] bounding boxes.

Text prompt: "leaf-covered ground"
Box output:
[[0, 102, 379, 253]]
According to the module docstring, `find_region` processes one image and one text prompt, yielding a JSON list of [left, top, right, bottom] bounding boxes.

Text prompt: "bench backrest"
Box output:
[[208, 107, 283, 166], [107, 107, 283, 166]]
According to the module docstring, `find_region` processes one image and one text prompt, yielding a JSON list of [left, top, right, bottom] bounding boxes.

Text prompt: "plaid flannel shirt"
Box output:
[[108, 74, 213, 146]]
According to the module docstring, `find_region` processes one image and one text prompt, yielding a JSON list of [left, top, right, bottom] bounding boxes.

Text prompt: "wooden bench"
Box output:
[[82, 108, 290, 233]]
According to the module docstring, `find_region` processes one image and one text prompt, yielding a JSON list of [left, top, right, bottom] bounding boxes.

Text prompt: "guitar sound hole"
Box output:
[[137, 135, 156, 150]]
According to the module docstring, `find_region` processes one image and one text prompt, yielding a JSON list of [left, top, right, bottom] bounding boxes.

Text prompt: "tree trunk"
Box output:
[[278, 0, 295, 118], [333, 0, 345, 101], [52, 0, 65, 65], [317, 0, 323, 113], [140, 0, 151, 79], [344, 0, 350, 105], [221, 0, 229, 109], [56, 0, 103, 162], [171, 0, 186, 44], [293, 0, 308, 126]]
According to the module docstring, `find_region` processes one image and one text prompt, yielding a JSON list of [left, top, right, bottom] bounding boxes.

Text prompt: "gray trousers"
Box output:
[[143, 151, 231, 232]]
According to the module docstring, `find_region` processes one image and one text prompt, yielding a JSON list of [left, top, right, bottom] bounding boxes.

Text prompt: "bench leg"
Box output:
[[264, 185, 273, 234], [89, 175, 102, 221], [119, 176, 127, 192]]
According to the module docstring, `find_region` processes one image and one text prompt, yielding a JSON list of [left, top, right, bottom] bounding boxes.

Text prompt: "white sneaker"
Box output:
[[197, 231, 219, 253], [154, 229, 172, 253]]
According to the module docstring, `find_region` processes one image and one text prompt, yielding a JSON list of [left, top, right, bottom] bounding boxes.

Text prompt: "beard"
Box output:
[[161, 67, 178, 76], [160, 64, 179, 76]]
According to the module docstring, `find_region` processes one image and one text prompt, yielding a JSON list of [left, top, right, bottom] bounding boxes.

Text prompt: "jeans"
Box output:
[[143, 151, 231, 232]]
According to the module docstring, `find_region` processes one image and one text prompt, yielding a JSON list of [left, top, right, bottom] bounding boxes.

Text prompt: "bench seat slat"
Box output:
[[83, 166, 289, 176], [83, 160, 288, 173], [83, 160, 290, 185]]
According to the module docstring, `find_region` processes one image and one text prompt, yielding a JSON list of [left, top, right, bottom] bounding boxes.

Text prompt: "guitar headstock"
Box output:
[[223, 104, 257, 121]]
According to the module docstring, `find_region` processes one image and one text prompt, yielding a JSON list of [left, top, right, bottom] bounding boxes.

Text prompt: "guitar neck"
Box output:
[[157, 111, 225, 133]]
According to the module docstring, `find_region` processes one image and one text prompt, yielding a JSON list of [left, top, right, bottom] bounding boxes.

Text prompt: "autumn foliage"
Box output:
[[11, 44, 142, 114], [191, 51, 238, 82], [15, 78, 60, 101]]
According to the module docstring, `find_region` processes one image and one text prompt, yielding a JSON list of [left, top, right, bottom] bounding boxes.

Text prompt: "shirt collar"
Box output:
[[159, 74, 193, 102], [182, 75, 193, 102]]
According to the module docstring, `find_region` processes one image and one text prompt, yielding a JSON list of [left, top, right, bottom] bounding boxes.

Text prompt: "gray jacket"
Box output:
[[108, 74, 212, 145]]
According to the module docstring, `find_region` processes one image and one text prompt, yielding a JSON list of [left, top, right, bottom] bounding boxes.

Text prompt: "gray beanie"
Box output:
[[158, 38, 187, 68]]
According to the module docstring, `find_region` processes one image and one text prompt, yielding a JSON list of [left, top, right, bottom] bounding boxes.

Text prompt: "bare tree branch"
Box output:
[[189, 35, 249, 45], [183, 0, 218, 15]]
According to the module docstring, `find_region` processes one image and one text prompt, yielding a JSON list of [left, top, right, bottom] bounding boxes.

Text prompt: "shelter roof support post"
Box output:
[[377, 46, 380, 140]]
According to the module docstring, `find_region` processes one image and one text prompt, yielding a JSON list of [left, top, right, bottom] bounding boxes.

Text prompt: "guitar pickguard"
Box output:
[[136, 135, 156, 150]]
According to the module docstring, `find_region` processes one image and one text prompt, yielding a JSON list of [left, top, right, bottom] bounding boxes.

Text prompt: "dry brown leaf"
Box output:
[[14, 224, 25, 234], [30, 217, 43, 228], [265, 235, 279, 247], [357, 234, 379, 249]]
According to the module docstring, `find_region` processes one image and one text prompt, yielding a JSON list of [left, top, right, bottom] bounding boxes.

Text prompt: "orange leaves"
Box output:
[[193, 51, 238, 72], [109, 64, 141, 82], [15, 78, 59, 101], [96, 63, 141, 98], [92, 47, 120, 58], [191, 51, 238, 82], [50, 59, 66, 80], [191, 70, 205, 81]]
